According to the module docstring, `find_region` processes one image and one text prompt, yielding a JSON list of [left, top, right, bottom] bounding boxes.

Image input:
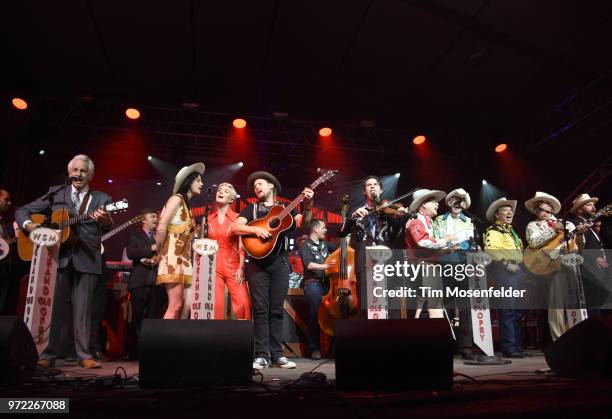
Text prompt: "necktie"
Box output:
[[73, 190, 81, 210], [148, 231, 155, 241]]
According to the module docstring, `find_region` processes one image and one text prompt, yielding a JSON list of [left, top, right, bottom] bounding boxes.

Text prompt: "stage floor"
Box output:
[[24, 353, 552, 385], [3, 354, 612, 418]]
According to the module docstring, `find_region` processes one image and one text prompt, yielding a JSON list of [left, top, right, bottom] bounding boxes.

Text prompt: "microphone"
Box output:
[[370, 190, 381, 204], [452, 204, 463, 209], [68, 175, 82, 182]]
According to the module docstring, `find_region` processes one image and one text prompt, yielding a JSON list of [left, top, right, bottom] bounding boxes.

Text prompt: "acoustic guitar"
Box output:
[[241, 170, 338, 259], [523, 204, 611, 276], [17, 199, 129, 261]]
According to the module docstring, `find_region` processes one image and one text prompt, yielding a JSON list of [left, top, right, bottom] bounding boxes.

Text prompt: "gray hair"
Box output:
[[67, 154, 95, 180]]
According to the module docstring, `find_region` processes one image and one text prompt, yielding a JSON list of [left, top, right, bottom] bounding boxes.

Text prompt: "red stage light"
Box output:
[[125, 108, 140, 120], [413, 135, 426, 145], [495, 143, 507, 153], [319, 127, 332, 137], [233, 118, 247, 129], [12, 98, 28, 110]]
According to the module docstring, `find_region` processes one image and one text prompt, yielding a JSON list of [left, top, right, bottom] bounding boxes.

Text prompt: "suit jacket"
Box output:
[[15, 185, 113, 275], [126, 228, 157, 289], [568, 215, 609, 284]]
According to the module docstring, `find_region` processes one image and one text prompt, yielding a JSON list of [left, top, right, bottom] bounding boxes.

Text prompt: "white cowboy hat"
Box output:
[[570, 194, 599, 214], [524, 191, 561, 215], [409, 189, 446, 212], [172, 162, 205, 194], [445, 188, 471, 209], [486, 197, 517, 223]]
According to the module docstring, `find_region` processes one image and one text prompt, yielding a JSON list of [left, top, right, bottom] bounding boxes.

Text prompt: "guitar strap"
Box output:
[[78, 191, 91, 215]]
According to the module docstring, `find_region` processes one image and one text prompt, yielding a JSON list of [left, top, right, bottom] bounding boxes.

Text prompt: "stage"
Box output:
[[3, 355, 612, 418]]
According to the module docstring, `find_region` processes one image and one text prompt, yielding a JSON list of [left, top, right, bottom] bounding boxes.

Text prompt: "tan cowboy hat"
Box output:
[[172, 162, 205, 194], [524, 191, 561, 215], [409, 189, 446, 212], [445, 188, 471, 209], [570, 193, 599, 214], [486, 197, 517, 223], [247, 171, 282, 195]]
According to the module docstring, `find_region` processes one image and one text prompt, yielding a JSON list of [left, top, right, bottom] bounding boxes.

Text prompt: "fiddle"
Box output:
[[349, 187, 420, 221], [372, 199, 411, 218]]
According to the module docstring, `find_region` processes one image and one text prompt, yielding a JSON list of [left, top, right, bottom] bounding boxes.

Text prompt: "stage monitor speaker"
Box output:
[[139, 319, 253, 388], [334, 319, 454, 391], [545, 316, 612, 378], [0, 316, 38, 386]]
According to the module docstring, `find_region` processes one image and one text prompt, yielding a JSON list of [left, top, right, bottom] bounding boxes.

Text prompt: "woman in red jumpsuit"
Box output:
[[209, 182, 251, 319]]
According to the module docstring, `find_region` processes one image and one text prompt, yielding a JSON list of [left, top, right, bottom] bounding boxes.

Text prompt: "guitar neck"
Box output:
[[102, 220, 134, 242], [276, 178, 325, 220], [59, 208, 99, 229]]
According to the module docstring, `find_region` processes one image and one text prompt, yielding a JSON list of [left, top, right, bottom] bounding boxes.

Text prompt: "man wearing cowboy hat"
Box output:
[[405, 189, 457, 319], [484, 197, 528, 358], [433, 188, 474, 254], [232, 171, 314, 370], [568, 194, 610, 314], [433, 188, 476, 358], [524, 192, 582, 341]]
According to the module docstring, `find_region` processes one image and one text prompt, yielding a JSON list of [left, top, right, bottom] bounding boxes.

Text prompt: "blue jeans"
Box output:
[[489, 262, 524, 353], [304, 280, 326, 352]]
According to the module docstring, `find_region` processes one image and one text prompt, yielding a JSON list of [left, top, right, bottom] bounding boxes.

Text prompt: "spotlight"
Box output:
[[395, 173, 401, 178], [236, 194, 241, 199], [319, 127, 332, 137], [107, 179, 114, 184], [12, 97, 28, 110], [147, 155, 153, 161], [238, 161, 244, 168], [156, 182, 162, 186], [413, 135, 426, 145], [495, 143, 507, 153], [38, 150, 45, 156], [233, 118, 247, 129], [482, 180, 487, 185], [125, 108, 140, 120]]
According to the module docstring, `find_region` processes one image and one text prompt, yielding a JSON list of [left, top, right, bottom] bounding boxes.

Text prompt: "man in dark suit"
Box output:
[[126, 208, 163, 356], [568, 194, 609, 314], [15, 154, 113, 369]]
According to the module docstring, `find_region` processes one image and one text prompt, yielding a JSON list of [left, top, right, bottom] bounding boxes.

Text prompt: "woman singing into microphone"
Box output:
[[155, 163, 205, 319], [208, 182, 251, 319]]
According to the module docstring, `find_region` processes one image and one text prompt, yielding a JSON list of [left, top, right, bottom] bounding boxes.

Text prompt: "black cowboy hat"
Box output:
[[247, 171, 282, 195]]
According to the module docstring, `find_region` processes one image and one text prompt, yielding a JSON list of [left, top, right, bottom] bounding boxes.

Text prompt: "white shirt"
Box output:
[[71, 185, 92, 213]]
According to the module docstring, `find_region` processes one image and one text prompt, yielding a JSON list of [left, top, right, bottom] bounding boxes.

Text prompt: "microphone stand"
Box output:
[[39, 177, 73, 228], [200, 186, 215, 239], [461, 208, 485, 251]]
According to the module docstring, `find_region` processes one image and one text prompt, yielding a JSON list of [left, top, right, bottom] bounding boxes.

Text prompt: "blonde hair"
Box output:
[[67, 154, 95, 180], [218, 182, 237, 201]]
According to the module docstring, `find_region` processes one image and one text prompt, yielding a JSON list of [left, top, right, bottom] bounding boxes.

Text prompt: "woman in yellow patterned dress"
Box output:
[[155, 163, 205, 319]]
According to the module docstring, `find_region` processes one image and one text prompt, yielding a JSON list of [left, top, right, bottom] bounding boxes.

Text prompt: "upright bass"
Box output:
[[318, 195, 359, 336]]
